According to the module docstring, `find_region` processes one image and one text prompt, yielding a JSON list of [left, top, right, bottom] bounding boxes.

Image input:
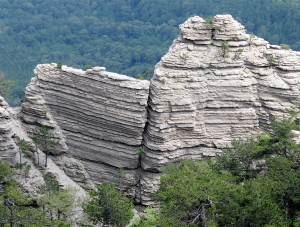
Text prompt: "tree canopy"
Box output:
[[0, 161, 72, 226], [82, 182, 133, 227], [1, 0, 300, 105]]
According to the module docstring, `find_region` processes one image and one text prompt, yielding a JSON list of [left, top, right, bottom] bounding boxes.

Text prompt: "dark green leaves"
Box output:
[[33, 125, 57, 167], [154, 106, 300, 226], [82, 182, 133, 227], [0, 160, 71, 226]]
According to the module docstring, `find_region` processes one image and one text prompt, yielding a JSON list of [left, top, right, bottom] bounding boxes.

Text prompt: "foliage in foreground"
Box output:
[[82, 182, 133, 227], [154, 105, 300, 227], [0, 161, 71, 226], [132, 206, 158, 227], [38, 173, 78, 222]]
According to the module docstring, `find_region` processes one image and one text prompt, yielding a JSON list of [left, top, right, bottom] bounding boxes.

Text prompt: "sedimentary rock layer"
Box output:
[[19, 14, 300, 205], [21, 64, 150, 195], [140, 14, 300, 204], [0, 97, 18, 163]]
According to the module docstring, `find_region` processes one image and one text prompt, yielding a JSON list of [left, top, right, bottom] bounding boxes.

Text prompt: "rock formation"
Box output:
[[0, 97, 18, 163], [140, 15, 300, 203], [6, 14, 300, 206], [21, 64, 150, 198]]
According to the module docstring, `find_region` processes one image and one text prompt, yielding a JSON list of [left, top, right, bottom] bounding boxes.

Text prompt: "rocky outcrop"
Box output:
[[140, 15, 300, 204], [0, 97, 18, 163], [18, 14, 300, 205], [21, 64, 150, 195]]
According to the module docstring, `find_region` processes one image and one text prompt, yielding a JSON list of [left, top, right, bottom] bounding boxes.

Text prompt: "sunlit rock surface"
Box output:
[[0, 97, 18, 163], [19, 14, 300, 205], [21, 64, 150, 195]]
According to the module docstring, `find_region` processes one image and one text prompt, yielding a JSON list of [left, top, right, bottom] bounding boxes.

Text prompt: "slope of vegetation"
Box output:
[[1, 0, 300, 105], [0, 161, 73, 226]]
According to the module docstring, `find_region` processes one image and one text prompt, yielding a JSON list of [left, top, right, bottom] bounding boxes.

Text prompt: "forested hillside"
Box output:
[[1, 0, 300, 105]]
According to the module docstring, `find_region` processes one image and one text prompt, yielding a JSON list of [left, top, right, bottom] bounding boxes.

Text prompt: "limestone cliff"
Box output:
[[16, 14, 300, 205], [21, 65, 150, 198], [0, 97, 18, 163], [139, 15, 300, 203]]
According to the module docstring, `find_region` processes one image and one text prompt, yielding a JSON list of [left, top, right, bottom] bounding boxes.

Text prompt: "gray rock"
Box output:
[[0, 98, 18, 164], [140, 14, 300, 203], [15, 14, 300, 206], [21, 64, 150, 198]]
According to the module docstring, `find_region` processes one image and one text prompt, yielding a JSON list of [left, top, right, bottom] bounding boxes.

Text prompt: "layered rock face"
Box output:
[[19, 14, 300, 205], [141, 14, 300, 204], [0, 97, 18, 163], [21, 65, 150, 196]]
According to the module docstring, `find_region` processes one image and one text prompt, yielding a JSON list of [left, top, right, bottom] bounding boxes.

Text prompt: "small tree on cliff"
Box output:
[[16, 136, 30, 164], [38, 173, 78, 221], [220, 40, 230, 58], [33, 125, 57, 167]]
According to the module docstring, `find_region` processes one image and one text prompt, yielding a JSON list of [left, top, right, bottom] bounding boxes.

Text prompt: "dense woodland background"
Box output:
[[1, 0, 300, 105]]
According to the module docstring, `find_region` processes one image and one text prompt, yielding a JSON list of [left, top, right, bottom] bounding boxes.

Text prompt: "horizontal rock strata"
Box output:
[[21, 64, 150, 195], [18, 14, 300, 205], [140, 14, 300, 204], [0, 97, 18, 163]]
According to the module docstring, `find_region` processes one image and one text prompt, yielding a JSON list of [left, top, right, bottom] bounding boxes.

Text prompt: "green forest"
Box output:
[[1, 0, 300, 105]]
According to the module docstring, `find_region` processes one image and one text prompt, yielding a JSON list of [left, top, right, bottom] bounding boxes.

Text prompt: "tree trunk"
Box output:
[[200, 203, 207, 227], [58, 209, 61, 220], [45, 154, 48, 167], [284, 191, 290, 221], [36, 145, 39, 165], [10, 207, 13, 227]]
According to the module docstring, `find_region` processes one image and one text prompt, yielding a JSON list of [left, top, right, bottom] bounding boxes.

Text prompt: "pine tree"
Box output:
[[33, 125, 57, 167], [82, 182, 133, 227]]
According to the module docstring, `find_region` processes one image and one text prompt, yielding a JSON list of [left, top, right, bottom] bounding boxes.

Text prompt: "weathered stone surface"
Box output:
[[0, 97, 18, 163], [213, 14, 249, 42], [21, 64, 150, 196], [138, 171, 160, 206], [139, 14, 300, 204], [53, 156, 94, 190], [16, 14, 300, 206], [80, 160, 138, 198], [179, 16, 212, 42]]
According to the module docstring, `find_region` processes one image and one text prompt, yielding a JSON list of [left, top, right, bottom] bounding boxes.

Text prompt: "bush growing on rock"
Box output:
[[280, 44, 291, 50], [84, 65, 92, 70], [57, 62, 62, 69], [220, 41, 230, 58]]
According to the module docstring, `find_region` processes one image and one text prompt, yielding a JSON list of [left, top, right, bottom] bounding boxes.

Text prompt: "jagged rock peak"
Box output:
[[179, 16, 212, 42], [142, 14, 300, 202], [180, 14, 248, 45]]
